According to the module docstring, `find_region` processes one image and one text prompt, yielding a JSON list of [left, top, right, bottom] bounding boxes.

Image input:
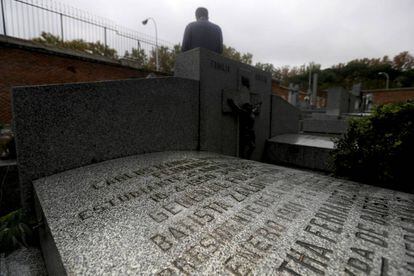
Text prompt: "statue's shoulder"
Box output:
[[209, 21, 222, 31], [186, 20, 221, 33], [186, 21, 199, 28]]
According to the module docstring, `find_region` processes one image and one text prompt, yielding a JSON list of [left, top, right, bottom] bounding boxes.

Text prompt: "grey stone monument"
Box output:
[[288, 83, 299, 107], [311, 73, 318, 107], [326, 87, 351, 116], [363, 93, 374, 112], [174, 47, 271, 161], [270, 95, 300, 136], [351, 83, 362, 112], [326, 86, 361, 116], [10, 50, 414, 276]]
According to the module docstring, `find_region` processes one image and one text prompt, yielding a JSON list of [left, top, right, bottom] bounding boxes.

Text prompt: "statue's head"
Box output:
[[195, 7, 209, 20]]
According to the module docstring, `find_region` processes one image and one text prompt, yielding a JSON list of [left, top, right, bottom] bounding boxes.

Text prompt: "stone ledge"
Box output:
[[0, 35, 167, 75]]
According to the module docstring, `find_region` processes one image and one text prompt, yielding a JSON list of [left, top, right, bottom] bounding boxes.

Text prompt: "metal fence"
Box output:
[[0, 0, 174, 59]]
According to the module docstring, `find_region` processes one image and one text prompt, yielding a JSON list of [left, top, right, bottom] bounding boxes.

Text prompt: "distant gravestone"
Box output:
[[288, 83, 299, 107], [326, 87, 350, 116], [33, 151, 414, 275], [351, 83, 362, 112], [326, 87, 361, 116]]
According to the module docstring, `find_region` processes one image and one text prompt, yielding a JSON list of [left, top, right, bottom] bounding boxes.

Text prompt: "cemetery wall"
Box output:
[[271, 81, 289, 101], [0, 35, 163, 124], [362, 87, 414, 105], [271, 80, 327, 109]]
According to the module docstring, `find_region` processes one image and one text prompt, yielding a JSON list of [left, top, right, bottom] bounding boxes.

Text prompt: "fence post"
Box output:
[[104, 27, 107, 56], [1, 0, 6, 36], [60, 13, 64, 41]]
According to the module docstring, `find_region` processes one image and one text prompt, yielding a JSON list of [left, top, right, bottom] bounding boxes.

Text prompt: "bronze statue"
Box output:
[[182, 7, 223, 54], [227, 99, 260, 159]]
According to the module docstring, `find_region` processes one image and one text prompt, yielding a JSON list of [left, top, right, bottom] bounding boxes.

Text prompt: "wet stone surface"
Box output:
[[34, 151, 414, 275]]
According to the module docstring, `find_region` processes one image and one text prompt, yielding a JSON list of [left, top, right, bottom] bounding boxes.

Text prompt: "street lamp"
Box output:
[[378, 72, 389, 90], [142, 17, 159, 71]]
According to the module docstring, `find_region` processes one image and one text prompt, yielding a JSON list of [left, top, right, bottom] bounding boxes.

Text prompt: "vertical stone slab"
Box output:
[[270, 95, 300, 136], [326, 87, 350, 116], [175, 48, 272, 161], [12, 77, 200, 209]]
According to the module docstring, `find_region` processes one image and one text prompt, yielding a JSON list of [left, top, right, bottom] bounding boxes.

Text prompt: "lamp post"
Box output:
[[378, 72, 389, 90], [142, 17, 159, 71]]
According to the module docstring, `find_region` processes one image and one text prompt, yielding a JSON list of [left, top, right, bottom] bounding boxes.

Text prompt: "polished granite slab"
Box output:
[[34, 151, 414, 275]]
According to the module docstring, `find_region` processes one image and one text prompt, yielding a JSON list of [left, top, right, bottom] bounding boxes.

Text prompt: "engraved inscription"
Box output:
[[45, 153, 414, 275]]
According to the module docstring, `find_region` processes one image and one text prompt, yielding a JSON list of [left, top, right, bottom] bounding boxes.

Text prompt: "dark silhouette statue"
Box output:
[[182, 7, 223, 54]]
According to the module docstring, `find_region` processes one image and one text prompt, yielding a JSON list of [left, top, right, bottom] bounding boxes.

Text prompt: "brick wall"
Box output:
[[362, 88, 414, 105], [271, 80, 289, 100], [271, 80, 326, 108], [0, 36, 165, 124]]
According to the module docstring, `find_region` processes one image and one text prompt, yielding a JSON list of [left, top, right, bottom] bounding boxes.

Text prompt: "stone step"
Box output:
[[265, 133, 335, 171]]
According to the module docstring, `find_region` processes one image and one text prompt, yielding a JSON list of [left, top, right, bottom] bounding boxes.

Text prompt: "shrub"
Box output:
[[330, 101, 414, 193], [0, 209, 36, 256]]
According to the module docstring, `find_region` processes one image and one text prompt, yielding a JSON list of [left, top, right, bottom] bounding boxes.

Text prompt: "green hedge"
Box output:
[[330, 101, 414, 193]]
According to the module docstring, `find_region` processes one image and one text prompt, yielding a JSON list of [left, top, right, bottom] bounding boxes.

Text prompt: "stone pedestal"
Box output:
[[175, 48, 272, 161]]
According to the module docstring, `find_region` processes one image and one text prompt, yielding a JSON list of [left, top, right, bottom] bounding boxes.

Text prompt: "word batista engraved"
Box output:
[[52, 154, 413, 275]]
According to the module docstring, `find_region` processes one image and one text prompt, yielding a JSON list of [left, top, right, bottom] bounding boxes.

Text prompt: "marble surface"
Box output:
[[34, 151, 414, 275]]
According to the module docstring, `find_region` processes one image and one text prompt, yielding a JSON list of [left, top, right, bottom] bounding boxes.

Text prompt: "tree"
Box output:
[[86, 41, 117, 58], [223, 45, 253, 65], [32, 32, 118, 58], [392, 51, 414, 71], [33, 31, 413, 89], [32, 32, 64, 46], [148, 44, 181, 72], [254, 62, 277, 79], [241, 53, 253, 65], [124, 48, 148, 67], [281, 52, 414, 90]]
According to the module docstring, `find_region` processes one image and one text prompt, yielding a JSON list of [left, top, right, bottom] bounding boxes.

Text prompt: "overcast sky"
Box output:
[[59, 0, 414, 68]]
